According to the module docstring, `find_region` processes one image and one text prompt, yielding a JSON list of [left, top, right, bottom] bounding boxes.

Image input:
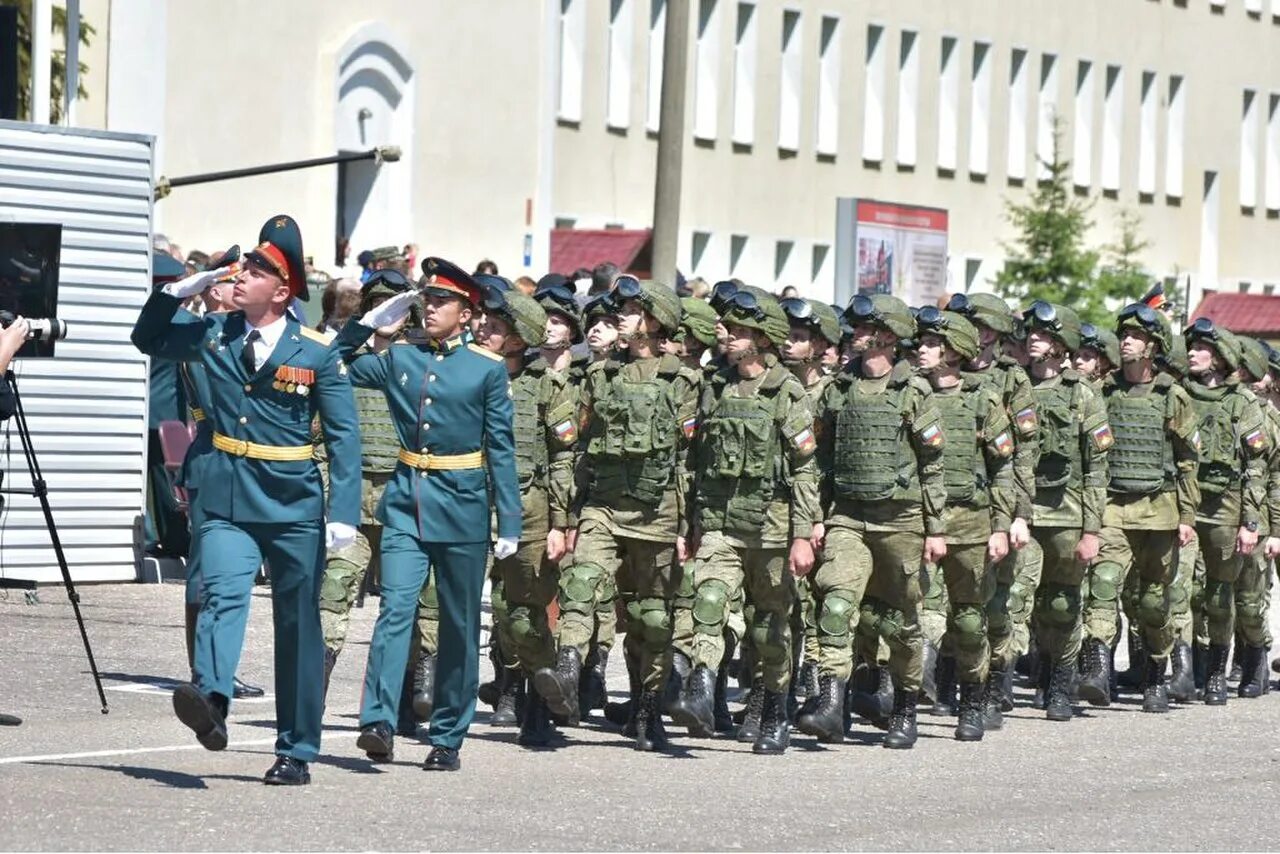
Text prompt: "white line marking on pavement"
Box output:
[[0, 731, 360, 766], [103, 683, 276, 704]]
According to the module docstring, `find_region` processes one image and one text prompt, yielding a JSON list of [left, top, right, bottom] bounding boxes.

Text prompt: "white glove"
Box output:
[[326, 522, 357, 551], [360, 290, 418, 329], [163, 265, 235, 299], [494, 537, 518, 560]]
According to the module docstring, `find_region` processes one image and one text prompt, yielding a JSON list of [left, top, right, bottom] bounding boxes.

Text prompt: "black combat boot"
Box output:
[[1167, 639, 1196, 703], [664, 650, 692, 715], [1045, 659, 1075, 721], [633, 690, 670, 752], [517, 690, 558, 747], [1229, 637, 1244, 683], [1141, 655, 1169, 713], [921, 640, 939, 704], [411, 652, 436, 720], [736, 679, 765, 743], [477, 645, 502, 708], [929, 657, 958, 717], [796, 673, 847, 743], [491, 668, 523, 727], [1077, 637, 1112, 707], [322, 647, 338, 701], [1115, 627, 1145, 690], [604, 647, 641, 734], [954, 681, 985, 742], [1193, 641, 1208, 698], [850, 665, 894, 729], [798, 660, 820, 703], [752, 689, 790, 754], [1237, 645, 1267, 699], [713, 634, 735, 732], [578, 646, 609, 720], [669, 664, 716, 737], [1032, 653, 1052, 710], [882, 688, 919, 750], [533, 646, 581, 719], [1203, 643, 1230, 706], [982, 669, 1006, 730]]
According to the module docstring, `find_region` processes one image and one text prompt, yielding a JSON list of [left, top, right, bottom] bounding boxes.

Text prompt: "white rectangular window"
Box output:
[[607, 0, 634, 129], [558, 0, 586, 122], [1007, 48, 1028, 181], [1101, 64, 1123, 192], [969, 40, 992, 175], [1245, 0, 1262, 11], [896, 29, 920, 167], [863, 24, 887, 163], [778, 9, 803, 151], [1266, 95, 1280, 211], [693, 0, 721, 141], [775, 239, 797, 282], [815, 15, 841, 156], [731, 2, 758, 145], [1037, 52, 1058, 179], [1210, 0, 1227, 10], [1138, 71, 1158, 194], [937, 36, 959, 171], [1242, 88, 1260, 208], [646, 0, 666, 132], [1166, 74, 1185, 198], [1201, 171, 1220, 289], [1073, 60, 1095, 187]]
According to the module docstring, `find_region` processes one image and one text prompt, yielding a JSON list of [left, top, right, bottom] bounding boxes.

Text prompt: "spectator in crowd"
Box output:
[[686, 277, 711, 300], [186, 250, 211, 274], [404, 243, 419, 272], [357, 250, 376, 283], [779, 285, 800, 300], [318, 277, 363, 338], [474, 259, 499, 276], [513, 275, 537, 296], [590, 262, 620, 296]]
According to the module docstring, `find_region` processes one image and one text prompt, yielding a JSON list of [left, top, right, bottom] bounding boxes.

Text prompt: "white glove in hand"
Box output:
[[494, 537, 518, 560], [163, 266, 235, 299], [326, 522, 357, 551], [360, 290, 417, 329]]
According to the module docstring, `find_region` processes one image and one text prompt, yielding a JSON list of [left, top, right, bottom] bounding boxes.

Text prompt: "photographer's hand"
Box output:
[[0, 316, 30, 374]]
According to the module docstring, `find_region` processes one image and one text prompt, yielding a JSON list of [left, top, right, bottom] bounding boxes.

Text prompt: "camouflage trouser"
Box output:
[[795, 574, 819, 666], [494, 537, 559, 673], [1234, 547, 1272, 648], [1167, 530, 1199, 645], [1085, 527, 1179, 660], [938, 542, 996, 683], [320, 523, 383, 653], [557, 520, 679, 692], [683, 532, 796, 693], [1191, 522, 1245, 647], [988, 538, 1042, 670], [920, 561, 949, 648], [1030, 527, 1088, 667]]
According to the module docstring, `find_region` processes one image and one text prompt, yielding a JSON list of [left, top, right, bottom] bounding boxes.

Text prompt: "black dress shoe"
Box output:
[[263, 756, 310, 786], [422, 745, 460, 771], [232, 677, 265, 699], [172, 683, 228, 751], [356, 721, 395, 762]]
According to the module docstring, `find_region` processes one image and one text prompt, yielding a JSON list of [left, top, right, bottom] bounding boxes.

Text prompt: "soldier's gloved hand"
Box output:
[[494, 537, 518, 560], [325, 522, 357, 551], [163, 265, 235, 299], [359, 291, 418, 329]]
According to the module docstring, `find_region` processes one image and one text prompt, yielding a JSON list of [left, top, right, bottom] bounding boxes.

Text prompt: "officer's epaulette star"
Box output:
[[298, 326, 329, 344]]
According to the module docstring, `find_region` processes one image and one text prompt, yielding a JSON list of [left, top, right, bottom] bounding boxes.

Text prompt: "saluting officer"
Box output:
[[132, 215, 361, 786], [337, 257, 520, 772]]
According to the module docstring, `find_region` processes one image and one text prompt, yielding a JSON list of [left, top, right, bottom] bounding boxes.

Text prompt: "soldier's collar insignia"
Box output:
[[430, 333, 467, 353]]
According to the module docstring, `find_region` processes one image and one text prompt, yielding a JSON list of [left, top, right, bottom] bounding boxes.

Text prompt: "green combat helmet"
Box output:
[[486, 287, 547, 348], [720, 288, 791, 348], [1022, 300, 1082, 352], [359, 268, 412, 311], [1184, 317, 1242, 372], [1160, 332, 1189, 378], [915, 306, 981, 360], [1080, 323, 1121, 367], [1116, 301, 1173, 355], [681, 297, 719, 347], [779, 296, 842, 347], [947, 292, 1016, 335], [583, 291, 618, 327], [844, 292, 916, 340], [613, 274, 683, 338], [1238, 335, 1271, 382]]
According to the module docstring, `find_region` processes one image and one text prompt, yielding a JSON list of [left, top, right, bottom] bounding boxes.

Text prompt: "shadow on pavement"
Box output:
[[31, 760, 259, 788]]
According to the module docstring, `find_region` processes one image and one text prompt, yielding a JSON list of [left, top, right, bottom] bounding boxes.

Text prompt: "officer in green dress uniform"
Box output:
[[132, 215, 361, 786], [143, 254, 191, 561], [338, 257, 520, 772]]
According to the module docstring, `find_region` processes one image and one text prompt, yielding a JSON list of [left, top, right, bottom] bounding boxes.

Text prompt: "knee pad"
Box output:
[[692, 578, 732, 637], [856, 601, 882, 642], [633, 597, 672, 648], [419, 579, 439, 613], [507, 604, 538, 644], [950, 604, 987, 652], [817, 592, 856, 641], [1088, 562, 1122, 605], [1007, 581, 1032, 617], [1202, 579, 1233, 622], [986, 585, 1011, 633], [875, 605, 908, 643], [1137, 582, 1171, 629], [673, 568, 696, 610], [1037, 583, 1080, 629], [558, 562, 605, 616], [750, 610, 790, 667], [597, 572, 618, 605], [318, 572, 353, 611], [1167, 577, 1191, 614]]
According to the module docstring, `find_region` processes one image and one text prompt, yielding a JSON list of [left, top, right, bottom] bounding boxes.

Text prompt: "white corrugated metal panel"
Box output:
[[0, 120, 154, 584]]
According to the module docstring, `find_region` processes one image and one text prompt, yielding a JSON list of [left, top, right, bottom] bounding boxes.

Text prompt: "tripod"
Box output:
[[0, 369, 108, 717]]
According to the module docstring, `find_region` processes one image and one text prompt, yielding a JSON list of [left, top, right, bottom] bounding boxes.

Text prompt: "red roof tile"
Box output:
[[1190, 292, 1280, 336], [550, 229, 652, 278]]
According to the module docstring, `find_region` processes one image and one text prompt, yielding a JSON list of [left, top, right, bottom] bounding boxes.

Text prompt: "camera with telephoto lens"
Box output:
[[0, 311, 68, 342]]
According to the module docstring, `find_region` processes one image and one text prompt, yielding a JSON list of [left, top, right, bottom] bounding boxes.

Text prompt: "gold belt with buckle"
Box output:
[[212, 432, 313, 461], [397, 448, 485, 471]]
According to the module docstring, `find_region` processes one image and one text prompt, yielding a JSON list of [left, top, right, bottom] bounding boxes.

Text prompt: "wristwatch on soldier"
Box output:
[[1244, 520, 1260, 533]]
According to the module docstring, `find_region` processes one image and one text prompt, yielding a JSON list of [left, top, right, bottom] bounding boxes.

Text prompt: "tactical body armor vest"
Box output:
[[586, 355, 682, 506], [355, 384, 399, 473], [1185, 381, 1249, 496], [1032, 375, 1083, 489], [510, 367, 550, 492], [934, 382, 988, 504], [832, 373, 918, 502], [1106, 378, 1175, 494], [699, 366, 788, 531]]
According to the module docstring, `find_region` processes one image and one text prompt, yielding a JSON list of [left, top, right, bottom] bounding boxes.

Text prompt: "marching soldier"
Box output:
[[1020, 303, 1109, 721], [535, 276, 700, 751], [813, 293, 947, 749], [679, 296, 719, 373], [132, 215, 361, 785], [1074, 323, 1120, 389], [1080, 303, 1200, 713], [339, 257, 520, 772]]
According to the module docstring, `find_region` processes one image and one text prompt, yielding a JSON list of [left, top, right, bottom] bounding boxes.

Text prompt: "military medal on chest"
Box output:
[[274, 365, 315, 396]]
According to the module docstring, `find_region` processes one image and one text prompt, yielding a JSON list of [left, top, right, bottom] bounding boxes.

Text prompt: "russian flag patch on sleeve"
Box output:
[[553, 418, 578, 444], [1091, 423, 1114, 451], [921, 423, 944, 447], [1246, 428, 1267, 451], [993, 431, 1014, 457], [1015, 407, 1038, 435], [682, 416, 699, 439], [792, 427, 816, 455]]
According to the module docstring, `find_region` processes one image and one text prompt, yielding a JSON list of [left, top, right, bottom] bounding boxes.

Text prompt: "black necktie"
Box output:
[[242, 329, 260, 375]]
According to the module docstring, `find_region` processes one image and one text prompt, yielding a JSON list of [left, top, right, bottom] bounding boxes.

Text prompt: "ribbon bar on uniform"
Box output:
[[212, 432, 313, 461], [397, 448, 485, 471]]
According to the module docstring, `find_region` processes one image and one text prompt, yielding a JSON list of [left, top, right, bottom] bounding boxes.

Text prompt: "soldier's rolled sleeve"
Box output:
[[545, 378, 579, 530], [909, 387, 948, 537], [1079, 386, 1110, 534], [315, 345, 361, 527], [484, 363, 522, 542], [1167, 385, 1202, 526], [982, 398, 1016, 533], [1238, 400, 1268, 528], [130, 290, 212, 361], [781, 388, 819, 540]]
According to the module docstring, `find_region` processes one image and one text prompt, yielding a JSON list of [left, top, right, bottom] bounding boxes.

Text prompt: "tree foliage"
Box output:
[[1, 0, 94, 124], [1095, 207, 1157, 312]]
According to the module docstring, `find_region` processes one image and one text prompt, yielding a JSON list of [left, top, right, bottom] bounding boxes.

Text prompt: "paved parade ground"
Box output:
[[1, 582, 1279, 851]]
